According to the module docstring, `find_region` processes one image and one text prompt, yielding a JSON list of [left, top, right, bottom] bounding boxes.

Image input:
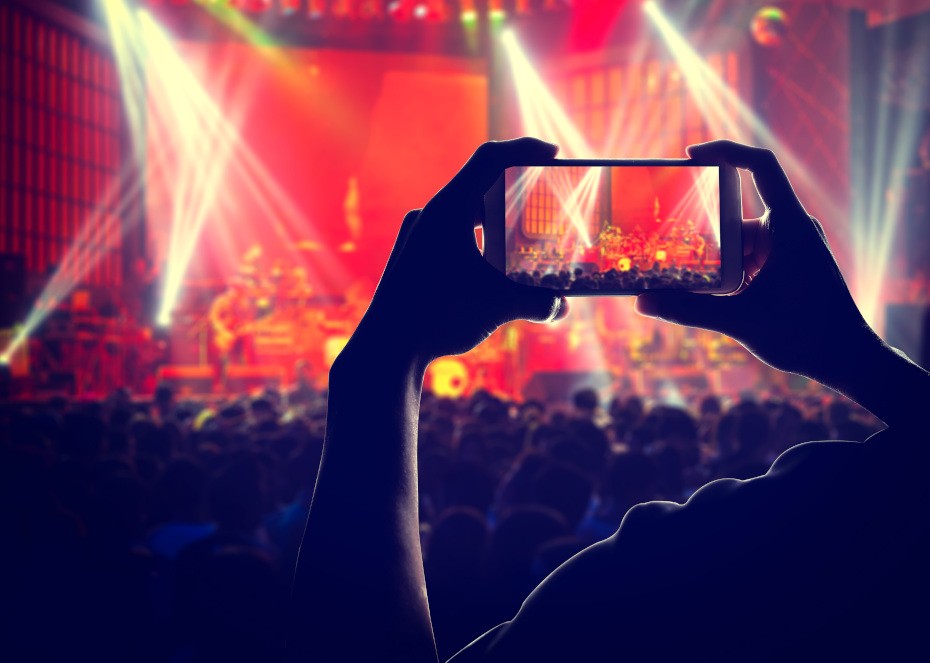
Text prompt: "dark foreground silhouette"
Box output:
[[290, 139, 930, 662]]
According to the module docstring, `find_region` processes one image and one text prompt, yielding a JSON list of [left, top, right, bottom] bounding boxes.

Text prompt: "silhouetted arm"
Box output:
[[635, 141, 930, 429], [288, 139, 566, 662]]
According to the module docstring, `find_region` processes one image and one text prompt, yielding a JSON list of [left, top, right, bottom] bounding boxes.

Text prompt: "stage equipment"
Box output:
[[157, 364, 216, 395], [427, 357, 470, 398], [0, 364, 9, 400], [0, 254, 26, 328], [225, 364, 286, 393], [751, 7, 789, 47]]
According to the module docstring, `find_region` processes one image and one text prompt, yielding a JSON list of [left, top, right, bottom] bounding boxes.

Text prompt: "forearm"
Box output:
[[816, 327, 930, 430], [289, 336, 437, 663]]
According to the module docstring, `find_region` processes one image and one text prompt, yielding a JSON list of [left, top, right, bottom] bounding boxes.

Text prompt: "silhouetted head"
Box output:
[[572, 388, 599, 416], [532, 462, 594, 531], [425, 507, 488, 580], [603, 451, 660, 513], [488, 506, 568, 589], [209, 455, 267, 532], [151, 458, 207, 525], [154, 382, 175, 416]]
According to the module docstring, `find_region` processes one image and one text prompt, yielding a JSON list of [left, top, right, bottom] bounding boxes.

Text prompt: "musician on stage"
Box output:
[[210, 276, 257, 381]]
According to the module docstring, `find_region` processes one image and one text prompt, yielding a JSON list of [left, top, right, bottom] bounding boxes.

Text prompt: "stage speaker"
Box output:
[[225, 365, 285, 393], [884, 304, 930, 370], [157, 364, 216, 395], [523, 370, 613, 404], [0, 254, 26, 328]]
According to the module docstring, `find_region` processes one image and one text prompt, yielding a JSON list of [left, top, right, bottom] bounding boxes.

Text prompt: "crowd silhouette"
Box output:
[[0, 380, 881, 661], [4, 139, 929, 662], [508, 264, 722, 292], [290, 139, 930, 661]]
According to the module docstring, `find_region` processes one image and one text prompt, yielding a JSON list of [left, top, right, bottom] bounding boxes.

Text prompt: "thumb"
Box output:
[[635, 291, 735, 335], [501, 281, 568, 324]]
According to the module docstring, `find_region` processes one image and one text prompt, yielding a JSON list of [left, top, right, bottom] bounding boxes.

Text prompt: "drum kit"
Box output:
[[212, 246, 367, 380]]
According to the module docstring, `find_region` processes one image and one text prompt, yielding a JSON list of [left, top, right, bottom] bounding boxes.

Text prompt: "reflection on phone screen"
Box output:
[[504, 165, 721, 292]]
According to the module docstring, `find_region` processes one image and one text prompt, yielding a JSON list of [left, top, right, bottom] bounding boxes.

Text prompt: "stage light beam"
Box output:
[[501, 29, 592, 157], [643, 1, 896, 322], [0, 174, 142, 363]]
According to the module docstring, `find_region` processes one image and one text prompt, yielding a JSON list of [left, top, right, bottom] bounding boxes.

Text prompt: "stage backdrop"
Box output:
[[146, 44, 488, 298], [144, 42, 763, 401]]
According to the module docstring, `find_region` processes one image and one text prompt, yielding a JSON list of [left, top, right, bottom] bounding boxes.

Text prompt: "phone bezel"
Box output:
[[483, 158, 743, 296]]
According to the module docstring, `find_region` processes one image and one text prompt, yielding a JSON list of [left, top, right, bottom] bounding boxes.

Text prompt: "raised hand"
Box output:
[[634, 140, 873, 385], [356, 138, 568, 369]]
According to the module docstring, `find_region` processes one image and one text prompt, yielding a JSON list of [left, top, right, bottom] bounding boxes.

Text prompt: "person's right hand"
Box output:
[[634, 140, 876, 385]]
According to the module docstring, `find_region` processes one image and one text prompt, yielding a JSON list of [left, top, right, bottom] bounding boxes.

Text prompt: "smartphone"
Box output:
[[483, 159, 742, 295]]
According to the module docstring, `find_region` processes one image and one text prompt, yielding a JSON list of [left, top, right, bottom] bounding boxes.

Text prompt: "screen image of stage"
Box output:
[[504, 165, 721, 291]]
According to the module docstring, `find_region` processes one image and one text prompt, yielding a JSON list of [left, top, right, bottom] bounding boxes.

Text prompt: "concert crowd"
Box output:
[[508, 264, 722, 291], [1, 381, 880, 662]]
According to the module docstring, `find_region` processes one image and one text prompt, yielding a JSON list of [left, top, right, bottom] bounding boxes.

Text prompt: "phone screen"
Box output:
[[503, 165, 722, 293]]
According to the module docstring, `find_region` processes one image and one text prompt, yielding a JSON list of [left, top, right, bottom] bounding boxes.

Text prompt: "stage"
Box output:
[[1, 0, 929, 404]]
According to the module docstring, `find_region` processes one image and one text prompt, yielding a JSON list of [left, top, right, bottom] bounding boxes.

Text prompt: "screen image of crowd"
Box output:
[[2, 381, 881, 662], [508, 262, 722, 292]]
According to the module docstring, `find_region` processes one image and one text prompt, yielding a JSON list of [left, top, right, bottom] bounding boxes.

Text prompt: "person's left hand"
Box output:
[[352, 138, 569, 370]]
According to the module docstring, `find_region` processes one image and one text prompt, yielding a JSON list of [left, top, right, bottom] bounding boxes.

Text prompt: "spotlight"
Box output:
[[500, 28, 591, 156], [460, 0, 476, 23], [387, 0, 408, 20], [413, 3, 428, 19], [750, 6, 790, 47], [137, 6, 351, 328]]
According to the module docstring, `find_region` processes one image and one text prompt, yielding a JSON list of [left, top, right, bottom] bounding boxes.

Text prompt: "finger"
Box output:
[[498, 280, 566, 325], [634, 290, 736, 336], [686, 140, 805, 216], [446, 138, 559, 203], [742, 216, 764, 256], [382, 209, 421, 275]]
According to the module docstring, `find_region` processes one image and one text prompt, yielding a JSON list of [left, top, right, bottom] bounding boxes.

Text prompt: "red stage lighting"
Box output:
[[229, 0, 274, 11], [459, 0, 476, 23], [307, 0, 326, 18], [281, 0, 302, 16], [358, 0, 384, 19], [331, 0, 354, 18], [387, 0, 409, 21]]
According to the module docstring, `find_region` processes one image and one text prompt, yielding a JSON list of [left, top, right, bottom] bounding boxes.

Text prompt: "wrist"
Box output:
[[330, 322, 427, 393], [825, 327, 930, 427]]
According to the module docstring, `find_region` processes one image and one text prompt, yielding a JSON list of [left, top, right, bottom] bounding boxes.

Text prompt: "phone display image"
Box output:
[[494, 164, 732, 294]]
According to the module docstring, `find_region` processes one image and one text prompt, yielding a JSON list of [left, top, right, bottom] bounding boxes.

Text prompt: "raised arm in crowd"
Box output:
[[289, 138, 930, 662]]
